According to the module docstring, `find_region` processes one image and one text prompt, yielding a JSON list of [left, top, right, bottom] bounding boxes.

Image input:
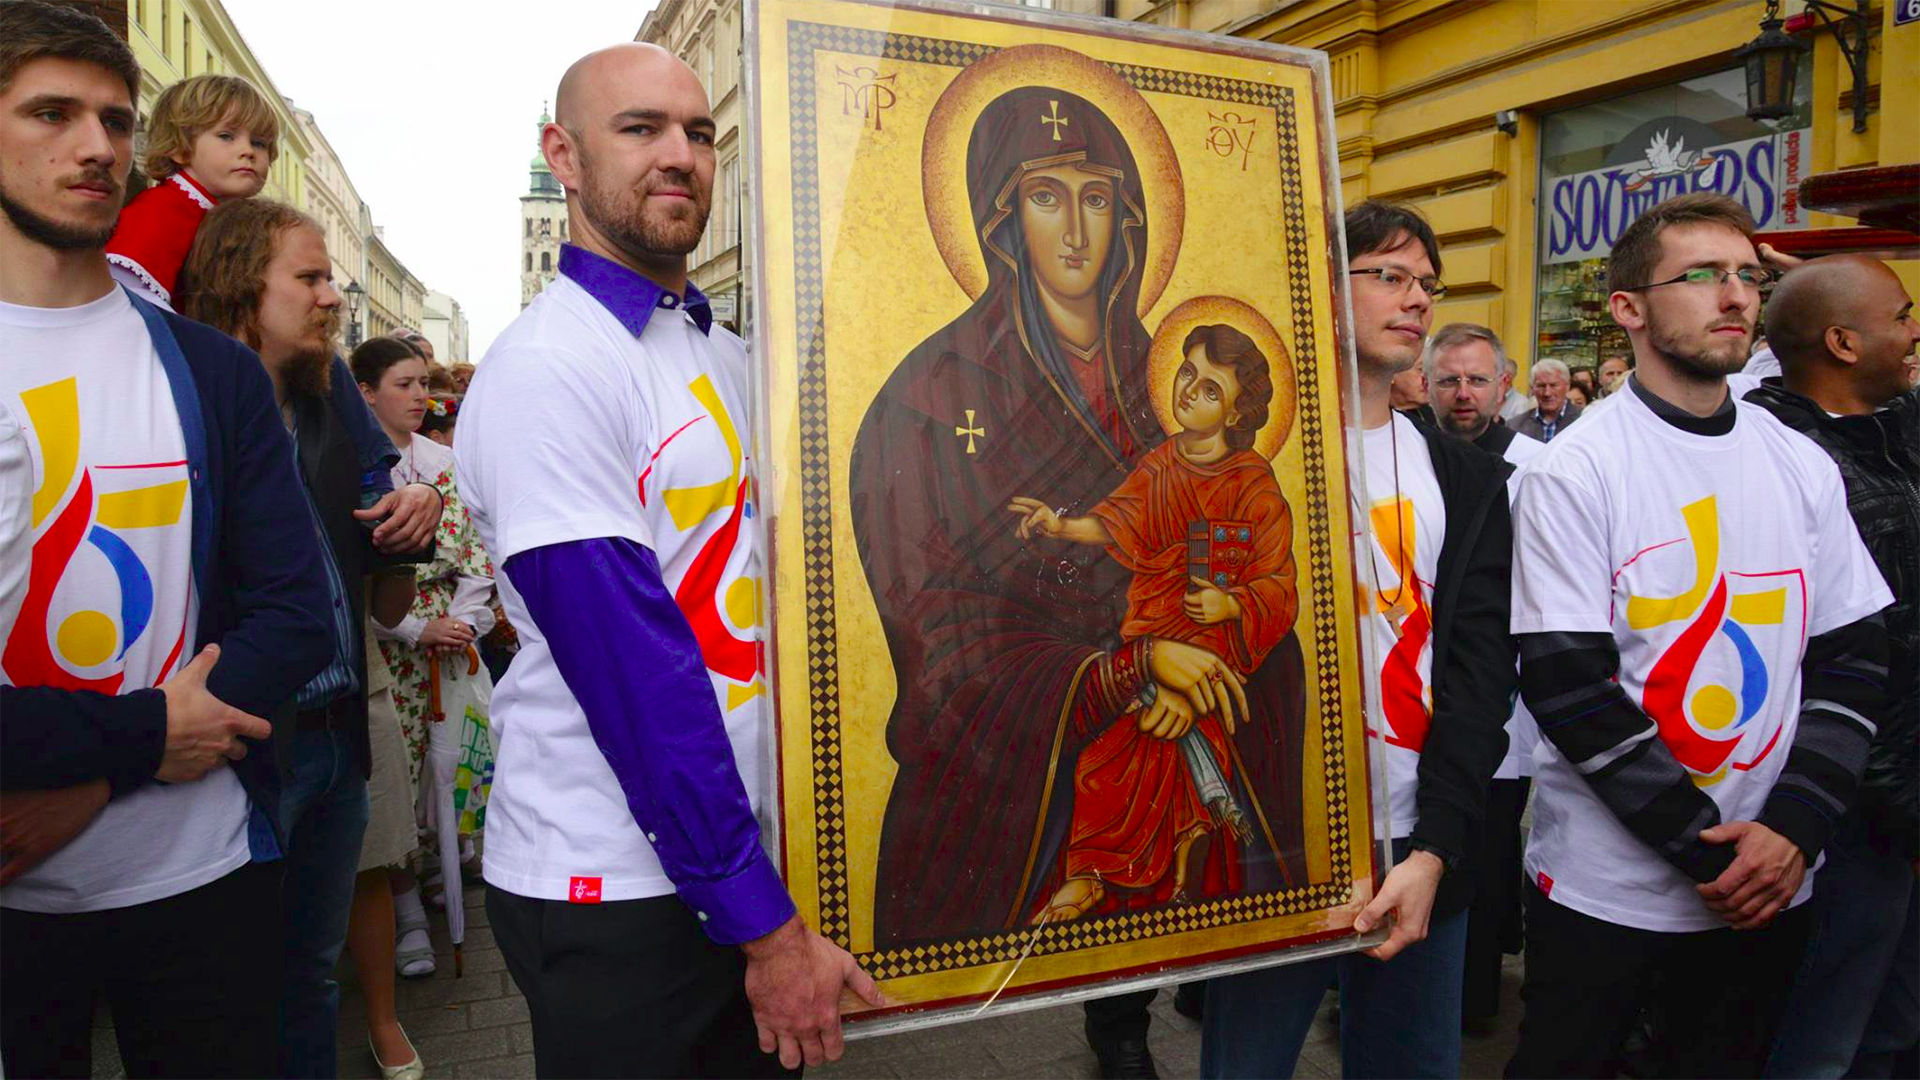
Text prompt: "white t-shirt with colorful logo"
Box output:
[[0, 289, 248, 914], [1360, 412, 1447, 839], [458, 276, 767, 904], [1512, 387, 1890, 931]]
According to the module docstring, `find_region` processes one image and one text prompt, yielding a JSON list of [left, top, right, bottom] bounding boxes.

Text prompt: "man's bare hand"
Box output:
[[158, 645, 272, 783], [358, 483, 440, 554], [742, 914, 885, 1068], [0, 780, 109, 886], [1354, 849, 1444, 961], [1697, 821, 1805, 930], [1757, 242, 1806, 273]]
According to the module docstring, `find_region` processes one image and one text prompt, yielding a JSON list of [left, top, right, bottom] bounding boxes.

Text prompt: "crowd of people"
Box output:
[[1, 2, 1915, 1079]]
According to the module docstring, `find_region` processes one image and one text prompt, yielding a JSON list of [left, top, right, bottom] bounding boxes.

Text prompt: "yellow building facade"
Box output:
[[1059, 0, 1912, 376], [117, 0, 311, 208]]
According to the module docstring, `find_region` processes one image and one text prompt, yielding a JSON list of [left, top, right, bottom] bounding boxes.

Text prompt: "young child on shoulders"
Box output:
[[107, 74, 277, 309]]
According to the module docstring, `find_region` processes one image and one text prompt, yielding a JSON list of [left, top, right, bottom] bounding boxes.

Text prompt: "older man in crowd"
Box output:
[[1748, 255, 1920, 1079], [1513, 358, 1581, 441], [1597, 355, 1632, 398], [1424, 322, 1544, 1032], [1498, 356, 1533, 422]]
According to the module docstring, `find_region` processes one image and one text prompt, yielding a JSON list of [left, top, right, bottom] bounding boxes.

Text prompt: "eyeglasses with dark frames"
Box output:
[[1620, 266, 1781, 293]]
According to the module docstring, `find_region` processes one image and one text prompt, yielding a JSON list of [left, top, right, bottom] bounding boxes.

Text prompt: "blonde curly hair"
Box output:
[[141, 74, 280, 181]]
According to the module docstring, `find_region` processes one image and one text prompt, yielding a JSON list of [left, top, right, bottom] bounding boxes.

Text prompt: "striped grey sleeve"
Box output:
[[1759, 612, 1889, 861], [1518, 630, 1737, 884]]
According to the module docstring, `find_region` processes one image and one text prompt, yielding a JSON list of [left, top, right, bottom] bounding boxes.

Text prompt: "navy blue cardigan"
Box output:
[[0, 292, 347, 847]]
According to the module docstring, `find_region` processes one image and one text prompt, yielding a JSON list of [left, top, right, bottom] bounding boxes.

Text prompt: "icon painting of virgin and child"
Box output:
[[848, 44, 1313, 951]]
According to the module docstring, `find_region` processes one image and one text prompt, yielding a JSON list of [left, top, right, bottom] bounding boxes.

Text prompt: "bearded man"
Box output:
[[175, 198, 442, 1079], [0, 6, 335, 1076], [1506, 192, 1892, 1078], [456, 43, 879, 1078]]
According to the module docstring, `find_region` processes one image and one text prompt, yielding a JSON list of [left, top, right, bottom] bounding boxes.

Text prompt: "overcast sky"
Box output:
[[224, 0, 657, 359]]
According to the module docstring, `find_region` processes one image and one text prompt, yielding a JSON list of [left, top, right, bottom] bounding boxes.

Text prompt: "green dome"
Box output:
[[530, 104, 555, 176]]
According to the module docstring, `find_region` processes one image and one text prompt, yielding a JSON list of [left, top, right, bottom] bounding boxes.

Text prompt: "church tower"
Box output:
[[520, 106, 568, 309]]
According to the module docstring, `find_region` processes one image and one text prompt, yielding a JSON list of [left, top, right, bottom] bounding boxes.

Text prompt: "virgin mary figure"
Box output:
[[849, 74, 1306, 951]]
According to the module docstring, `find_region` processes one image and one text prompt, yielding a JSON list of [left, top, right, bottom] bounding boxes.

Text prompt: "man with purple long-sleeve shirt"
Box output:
[[455, 43, 879, 1079]]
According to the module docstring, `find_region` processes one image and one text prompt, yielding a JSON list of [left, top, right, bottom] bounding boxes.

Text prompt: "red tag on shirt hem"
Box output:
[[568, 876, 603, 904], [1536, 871, 1553, 897]]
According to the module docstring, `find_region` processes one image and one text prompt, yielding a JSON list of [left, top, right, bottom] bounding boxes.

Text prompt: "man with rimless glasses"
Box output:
[[1505, 192, 1890, 1077]]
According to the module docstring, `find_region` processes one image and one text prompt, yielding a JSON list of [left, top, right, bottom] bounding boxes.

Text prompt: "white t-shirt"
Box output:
[[1742, 346, 1780, 380], [1494, 428, 1545, 781], [0, 289, 248, 914], [1512, 386, 1891, 931], [1360, 412, 1446, 839], [457, 275, 767, 903], [0, 403, 30, 634]]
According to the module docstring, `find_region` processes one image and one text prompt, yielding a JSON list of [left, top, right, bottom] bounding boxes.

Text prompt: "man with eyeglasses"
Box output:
[[1505, 192, 1892, 1078], [1423, 322, 1544, 1033], [1204, 202, 1517, 1079]]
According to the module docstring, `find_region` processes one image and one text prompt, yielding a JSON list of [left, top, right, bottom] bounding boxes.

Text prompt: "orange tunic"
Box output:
[[1060, 442, 1298, 895]]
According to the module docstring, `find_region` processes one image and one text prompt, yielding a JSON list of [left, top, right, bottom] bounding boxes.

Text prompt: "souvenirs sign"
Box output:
[[747, 0, 1387, 1031]]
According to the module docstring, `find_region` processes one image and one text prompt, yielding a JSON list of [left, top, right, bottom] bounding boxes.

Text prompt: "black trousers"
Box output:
[[1464, 777, 1529, 1020], [488, 884, 799, 1079], [1506, 881, 1810, 1079], [0, 861, 281, 1079], [1085, 987, 1158, 1043]]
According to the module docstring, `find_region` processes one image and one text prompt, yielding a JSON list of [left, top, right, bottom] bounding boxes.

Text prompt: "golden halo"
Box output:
[[922, 44, 1184, 317], [1148, 296, 1297, 461]]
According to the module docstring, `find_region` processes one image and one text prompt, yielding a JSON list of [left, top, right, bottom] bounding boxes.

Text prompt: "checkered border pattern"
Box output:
[[783, 20, 1354, 971]]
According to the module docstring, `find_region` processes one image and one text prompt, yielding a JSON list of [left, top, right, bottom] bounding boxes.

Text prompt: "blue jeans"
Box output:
[[1764, 820, 1919, 1079], [1203, 841, 1469, 1079], [277, 728, 371, 1079]]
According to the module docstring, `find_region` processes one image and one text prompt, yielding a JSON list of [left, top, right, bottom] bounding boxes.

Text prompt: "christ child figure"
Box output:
[[1010, 323, 1299, 923]]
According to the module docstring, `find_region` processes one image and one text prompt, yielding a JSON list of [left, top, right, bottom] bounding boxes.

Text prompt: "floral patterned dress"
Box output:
[[375, 435, 497, 803]]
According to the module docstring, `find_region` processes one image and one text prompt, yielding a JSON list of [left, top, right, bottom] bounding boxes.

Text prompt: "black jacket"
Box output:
[[1745, 381, 1919, 858], [282, 363, 427, 780], [1471, 418, 1520, 457], [1404, 418, 1517, 918]]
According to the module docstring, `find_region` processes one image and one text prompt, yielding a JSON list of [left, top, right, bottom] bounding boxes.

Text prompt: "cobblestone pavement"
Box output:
[[91, 881, 1525, 1079]]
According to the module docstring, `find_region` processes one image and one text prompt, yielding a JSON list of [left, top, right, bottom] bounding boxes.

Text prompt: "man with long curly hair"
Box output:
[[176, 197, 443, 1077]]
